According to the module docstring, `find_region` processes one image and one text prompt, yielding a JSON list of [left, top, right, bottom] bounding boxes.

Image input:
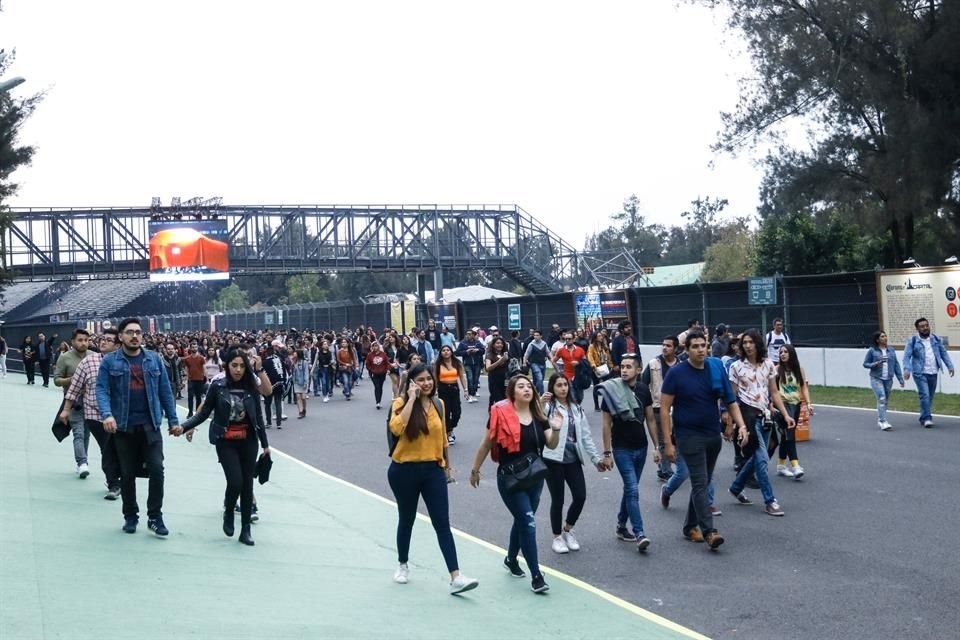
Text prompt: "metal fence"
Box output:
[[0, 271, 882, 348]]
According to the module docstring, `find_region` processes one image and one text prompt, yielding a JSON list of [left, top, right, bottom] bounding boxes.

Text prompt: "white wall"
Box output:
[[638, 345, 960, 395]]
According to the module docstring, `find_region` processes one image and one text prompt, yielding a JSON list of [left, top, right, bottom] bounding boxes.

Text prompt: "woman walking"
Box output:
[[388, 364, 479, 595], [586, 331, 612, 412], [313, 338, 334, 402], [774, 345, 812, 477], [336, 338, 357, 400], [180, 347, 270, 546], [484, 336, 510, 408], [290, 349, 309, 418], [470, 374, 561, 593], [540, 373, 603, 554], [383, 334, 402, 398], [364, 341, 391, 409], [863, 331, 904, 431], [434, 345, 469, 445]]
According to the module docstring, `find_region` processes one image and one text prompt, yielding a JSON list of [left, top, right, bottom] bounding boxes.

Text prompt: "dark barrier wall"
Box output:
[[2, 271, 882, 348]]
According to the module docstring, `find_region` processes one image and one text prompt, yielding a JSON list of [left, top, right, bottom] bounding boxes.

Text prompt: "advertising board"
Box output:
[[877, 266, 960, 347], [148, 220, 230, 282]]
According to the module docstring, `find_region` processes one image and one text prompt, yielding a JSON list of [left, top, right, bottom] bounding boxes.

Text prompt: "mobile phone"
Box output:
[[415, 388, 421, 398]]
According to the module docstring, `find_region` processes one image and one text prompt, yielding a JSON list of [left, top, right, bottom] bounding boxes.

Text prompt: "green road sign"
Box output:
[[507, 304, 522, 330], [748, 277, 777, 306]]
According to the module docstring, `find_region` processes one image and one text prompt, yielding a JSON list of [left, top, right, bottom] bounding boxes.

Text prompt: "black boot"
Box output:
[[223, 509, 235, 537], [239, 524, 255, 546]]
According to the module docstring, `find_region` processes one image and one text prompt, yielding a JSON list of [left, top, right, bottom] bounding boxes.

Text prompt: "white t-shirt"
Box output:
[[920, 337, 937, 375]]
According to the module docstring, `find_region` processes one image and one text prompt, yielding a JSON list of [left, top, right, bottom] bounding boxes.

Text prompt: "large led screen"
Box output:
[[148, 220, 230, 282]]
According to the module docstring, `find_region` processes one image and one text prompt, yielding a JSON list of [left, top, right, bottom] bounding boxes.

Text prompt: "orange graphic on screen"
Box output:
[[149, 227, 229, 273]]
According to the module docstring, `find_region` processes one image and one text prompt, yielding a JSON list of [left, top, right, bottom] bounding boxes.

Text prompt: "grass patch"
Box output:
[[810, 385, 960, 416]]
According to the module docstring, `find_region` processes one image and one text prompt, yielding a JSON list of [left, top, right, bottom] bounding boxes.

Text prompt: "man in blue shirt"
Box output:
[[902, 317, 955, 427], [97, 318, 181, 536], [661, 330, 748, 550]]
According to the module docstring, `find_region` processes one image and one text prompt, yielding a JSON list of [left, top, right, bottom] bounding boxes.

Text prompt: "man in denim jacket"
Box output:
[[96, 318, 182, 536], [902, 317, 955, 428]]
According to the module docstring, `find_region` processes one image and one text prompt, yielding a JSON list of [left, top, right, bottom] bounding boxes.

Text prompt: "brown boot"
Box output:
[[704, 531, 724, 551]]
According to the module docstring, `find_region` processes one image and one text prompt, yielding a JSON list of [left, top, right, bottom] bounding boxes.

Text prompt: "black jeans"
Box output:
[[544, 459, 587, 536], [24, 358, 36, 383], [187, 380, 206, 415], [777, 403, 800, 461], [263, 385, 284, 426], [387, 461, 459, 572], [114, 426, 165, 520], [38, 359, 50, 386], [216, 434, 258, 526], [371, 373, 387, 405], [86, 419, 121, 491], [437, 382, 462, 432], [675, 434, 722, 536]]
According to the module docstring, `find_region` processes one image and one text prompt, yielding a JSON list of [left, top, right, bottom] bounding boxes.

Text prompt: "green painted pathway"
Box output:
[[0, 378, 706, 640]]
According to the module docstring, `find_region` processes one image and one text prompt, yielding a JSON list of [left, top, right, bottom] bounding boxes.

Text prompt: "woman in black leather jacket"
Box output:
[[181, 347, 270, 546]]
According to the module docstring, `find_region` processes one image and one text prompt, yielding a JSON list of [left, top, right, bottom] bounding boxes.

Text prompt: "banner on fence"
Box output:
[[877, 266, 960, 347]]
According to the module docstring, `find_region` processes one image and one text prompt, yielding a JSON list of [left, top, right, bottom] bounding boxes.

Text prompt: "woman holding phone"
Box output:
[[387, 364, 479, 595]]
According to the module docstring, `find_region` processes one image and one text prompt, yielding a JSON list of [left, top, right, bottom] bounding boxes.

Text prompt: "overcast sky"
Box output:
[[2, 0, 759, 248]]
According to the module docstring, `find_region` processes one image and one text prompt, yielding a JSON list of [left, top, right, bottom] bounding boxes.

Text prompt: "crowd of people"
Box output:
[[10, 313, 954, 596]]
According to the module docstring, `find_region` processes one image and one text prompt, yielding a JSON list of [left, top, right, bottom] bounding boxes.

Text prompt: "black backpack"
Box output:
[[387, 396, 445, 456]]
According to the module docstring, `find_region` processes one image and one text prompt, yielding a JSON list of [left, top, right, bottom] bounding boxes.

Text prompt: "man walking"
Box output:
[[523, 329, 555, 395], [36, 331, 52, 387], [765, 318, 791, 353], [62, 329, 122, 499], [641, 335, 679, 482], [902, 317, 954, 427], [96, 318, 181, 536], [660, 330, 748, 550], [598, 353, 659, 553], [54, 328, 93, 478], [610, 320, 637, 375], [182, 343, 206, 417], [555, 332, 587, 404], [455, 329, 485, 402], [161, 343, 184, 400]]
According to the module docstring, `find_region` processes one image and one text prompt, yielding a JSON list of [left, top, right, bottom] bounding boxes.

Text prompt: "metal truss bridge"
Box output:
[[3, 204, 645, 293]]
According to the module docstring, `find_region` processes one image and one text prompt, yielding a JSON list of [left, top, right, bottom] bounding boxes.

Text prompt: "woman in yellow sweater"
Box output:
[[388, 363, 479, 595]]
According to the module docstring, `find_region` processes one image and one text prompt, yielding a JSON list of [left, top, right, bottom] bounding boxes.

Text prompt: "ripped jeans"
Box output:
[[497, 470, 544, 578]]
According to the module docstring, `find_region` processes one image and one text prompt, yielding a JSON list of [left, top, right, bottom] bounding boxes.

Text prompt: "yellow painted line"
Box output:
[[271, 448, 710, 640]]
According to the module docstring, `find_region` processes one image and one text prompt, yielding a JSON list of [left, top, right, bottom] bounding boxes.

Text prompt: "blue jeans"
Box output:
[[730, 419, 776, 506], [612, 447, 647, 537], [465, 362, 481, 396], [529, 363, 545, 395], [496, 471, 544, 578], [870, 377, 893, 423], [664, 447, 716, 505], [388, 461, 459, 572], [913, 373, 938, 423], [339, 370, 353, 397]]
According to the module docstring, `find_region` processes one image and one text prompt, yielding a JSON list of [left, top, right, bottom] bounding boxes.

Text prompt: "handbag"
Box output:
[[224, 425, 247, 440], [595, 364, 610, 378], [498, 424, 548, 493]]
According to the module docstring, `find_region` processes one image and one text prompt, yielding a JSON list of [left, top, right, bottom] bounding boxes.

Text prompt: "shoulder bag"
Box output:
[[498, 421, 549, 493]]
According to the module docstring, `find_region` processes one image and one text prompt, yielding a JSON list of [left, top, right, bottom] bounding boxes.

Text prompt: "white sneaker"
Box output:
[[323, 396, 329, 403], [776, 464, 795, 478], [562, 530, 580, 551], [923, 419, 934, 428], [879, 421, 892, 431], [551, 535, 569, 554], [449, 574, 479, 595], [791, 464, 805, 479], [77, 463, 90, 479], [393, 564, 409, 584]]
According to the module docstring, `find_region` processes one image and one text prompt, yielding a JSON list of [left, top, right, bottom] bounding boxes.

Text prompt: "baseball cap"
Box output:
[[489, 325, 498, 331]]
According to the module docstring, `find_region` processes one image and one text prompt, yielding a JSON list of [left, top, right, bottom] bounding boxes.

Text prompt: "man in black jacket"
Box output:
[[261, 343, 287, 428], [36, 332, 52, 387]]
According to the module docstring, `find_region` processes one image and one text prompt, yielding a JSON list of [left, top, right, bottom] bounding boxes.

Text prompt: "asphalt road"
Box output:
[[188, 383, 960, 640]]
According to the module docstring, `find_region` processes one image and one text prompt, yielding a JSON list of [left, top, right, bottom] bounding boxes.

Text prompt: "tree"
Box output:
[[701, 228, 756, 282], [0, 48, 43, 298], [286, 274, 328, 303], [210, 283, 250, 311], [586, 194, 666, 267], [707, 0, 960, 266]]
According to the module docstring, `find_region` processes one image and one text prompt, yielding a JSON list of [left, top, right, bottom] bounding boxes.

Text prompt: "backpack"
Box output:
[[387, 396, 445, 456]]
